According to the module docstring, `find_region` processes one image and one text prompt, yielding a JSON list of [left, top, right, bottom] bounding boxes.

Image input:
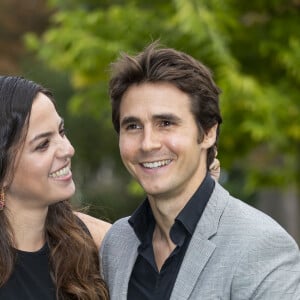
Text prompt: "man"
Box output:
[[100, 43, 300, 299]]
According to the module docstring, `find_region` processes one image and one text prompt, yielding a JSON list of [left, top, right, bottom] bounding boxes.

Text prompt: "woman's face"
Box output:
[[5, 92, 75, 210]]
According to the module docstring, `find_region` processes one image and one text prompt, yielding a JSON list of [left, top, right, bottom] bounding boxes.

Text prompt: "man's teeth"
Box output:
[[142, 160, 171, 169], [49, 167, 69, 178]]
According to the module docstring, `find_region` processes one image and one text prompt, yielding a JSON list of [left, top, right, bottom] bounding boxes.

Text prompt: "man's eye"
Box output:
[[126, 124, 141, 130], [160, 120, 172, 127]]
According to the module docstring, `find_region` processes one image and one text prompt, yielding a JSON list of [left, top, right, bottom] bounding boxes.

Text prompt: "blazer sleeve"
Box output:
[[99, 217, 139, 300], [231, 226, 300, 299], [99, 218, 126, 281]]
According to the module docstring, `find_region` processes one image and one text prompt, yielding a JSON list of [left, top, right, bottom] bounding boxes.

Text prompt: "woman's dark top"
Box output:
[[0, 243, 56, 300], [0, 216, 91, 299]]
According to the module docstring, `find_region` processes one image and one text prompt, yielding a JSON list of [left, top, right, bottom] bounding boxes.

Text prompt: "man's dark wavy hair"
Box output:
[[109, 42, 222, 168]]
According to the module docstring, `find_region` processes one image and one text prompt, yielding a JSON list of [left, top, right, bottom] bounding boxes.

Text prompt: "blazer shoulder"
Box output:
[[110, 216, 133, 236], [211, 183, 298, 246], [100, 216, 136, 253], [214, 188, 300, 256]]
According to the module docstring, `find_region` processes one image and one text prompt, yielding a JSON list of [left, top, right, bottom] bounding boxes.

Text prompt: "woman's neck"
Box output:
[[7, 206, 48, 252]]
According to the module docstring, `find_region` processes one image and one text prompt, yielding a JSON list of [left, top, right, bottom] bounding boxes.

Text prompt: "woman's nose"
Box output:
[[57, 137, 75, 158]]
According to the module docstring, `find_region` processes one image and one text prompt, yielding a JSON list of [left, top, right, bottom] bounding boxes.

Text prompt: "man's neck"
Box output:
[[152, 223, 176, 271], [147, 169, 207, 270], [148, 170, 206, 232], [148, 181, 203, 270]]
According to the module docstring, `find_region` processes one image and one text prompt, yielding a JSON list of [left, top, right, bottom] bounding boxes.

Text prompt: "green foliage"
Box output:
[[25, 0, 300, 212]]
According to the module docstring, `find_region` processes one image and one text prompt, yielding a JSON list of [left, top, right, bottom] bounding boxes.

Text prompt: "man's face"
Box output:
[[119, 82, 216, 202]]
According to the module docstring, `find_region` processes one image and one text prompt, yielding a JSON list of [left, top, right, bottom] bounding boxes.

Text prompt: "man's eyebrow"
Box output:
[[120, 114, 182, 127], [120, 116, 140, 128], [29, 118, 64, 145], [152, 113, 181, 123]]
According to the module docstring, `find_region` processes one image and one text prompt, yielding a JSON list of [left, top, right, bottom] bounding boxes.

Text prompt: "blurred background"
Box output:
[[1, 0, 299, 243]]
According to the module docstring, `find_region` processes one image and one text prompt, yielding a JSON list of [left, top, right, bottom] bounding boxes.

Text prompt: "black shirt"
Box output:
[[0, 216, 91, 300], [127, 173, 215, 300]]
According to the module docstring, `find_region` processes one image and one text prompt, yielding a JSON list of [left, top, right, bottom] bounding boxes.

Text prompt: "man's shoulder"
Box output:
[[106, 216, 132, 236], [212, 183, 297, 245], [101, 216, 137, 248], [112, 216, 131, 228]]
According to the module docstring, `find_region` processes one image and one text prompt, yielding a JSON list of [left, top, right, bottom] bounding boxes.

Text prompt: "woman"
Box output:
[[0, 76, 110, 299]]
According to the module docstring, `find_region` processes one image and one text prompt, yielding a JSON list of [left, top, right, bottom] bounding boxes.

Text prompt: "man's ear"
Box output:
[[202, 124, 218, 149]]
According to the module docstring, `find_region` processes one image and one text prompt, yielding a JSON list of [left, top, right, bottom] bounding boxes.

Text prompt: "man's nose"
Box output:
[[141, 127, 161, 152]]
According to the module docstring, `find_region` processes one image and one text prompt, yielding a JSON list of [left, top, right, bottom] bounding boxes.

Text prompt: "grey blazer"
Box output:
[[100, 183, 300, 299]]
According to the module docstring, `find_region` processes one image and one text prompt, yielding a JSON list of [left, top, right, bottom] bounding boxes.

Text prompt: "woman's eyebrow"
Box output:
[[29, 118, 64, 145]]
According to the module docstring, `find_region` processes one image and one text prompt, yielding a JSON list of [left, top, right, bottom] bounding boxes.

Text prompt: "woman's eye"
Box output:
[[59, 128, 66, 137], [36, 140, 49, 151]]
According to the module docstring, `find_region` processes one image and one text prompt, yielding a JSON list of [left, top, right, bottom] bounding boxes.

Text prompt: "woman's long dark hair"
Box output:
[[0, 76, 109, 299]]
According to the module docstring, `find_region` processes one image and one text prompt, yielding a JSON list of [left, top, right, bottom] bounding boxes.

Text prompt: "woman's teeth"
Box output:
[[49, 167, 69, 178]]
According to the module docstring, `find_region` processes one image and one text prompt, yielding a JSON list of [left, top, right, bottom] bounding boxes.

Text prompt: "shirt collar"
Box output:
[[175, 173, 215, 236], [129, 199, 154, 244]]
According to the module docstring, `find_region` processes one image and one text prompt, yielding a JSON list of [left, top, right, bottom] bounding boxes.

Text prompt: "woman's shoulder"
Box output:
[[75, 212, 111, 249]]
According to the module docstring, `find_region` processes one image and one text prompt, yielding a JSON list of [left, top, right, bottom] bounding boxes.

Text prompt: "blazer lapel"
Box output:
[[170, 183, 230, 300], [170, 237, 216, 299]]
